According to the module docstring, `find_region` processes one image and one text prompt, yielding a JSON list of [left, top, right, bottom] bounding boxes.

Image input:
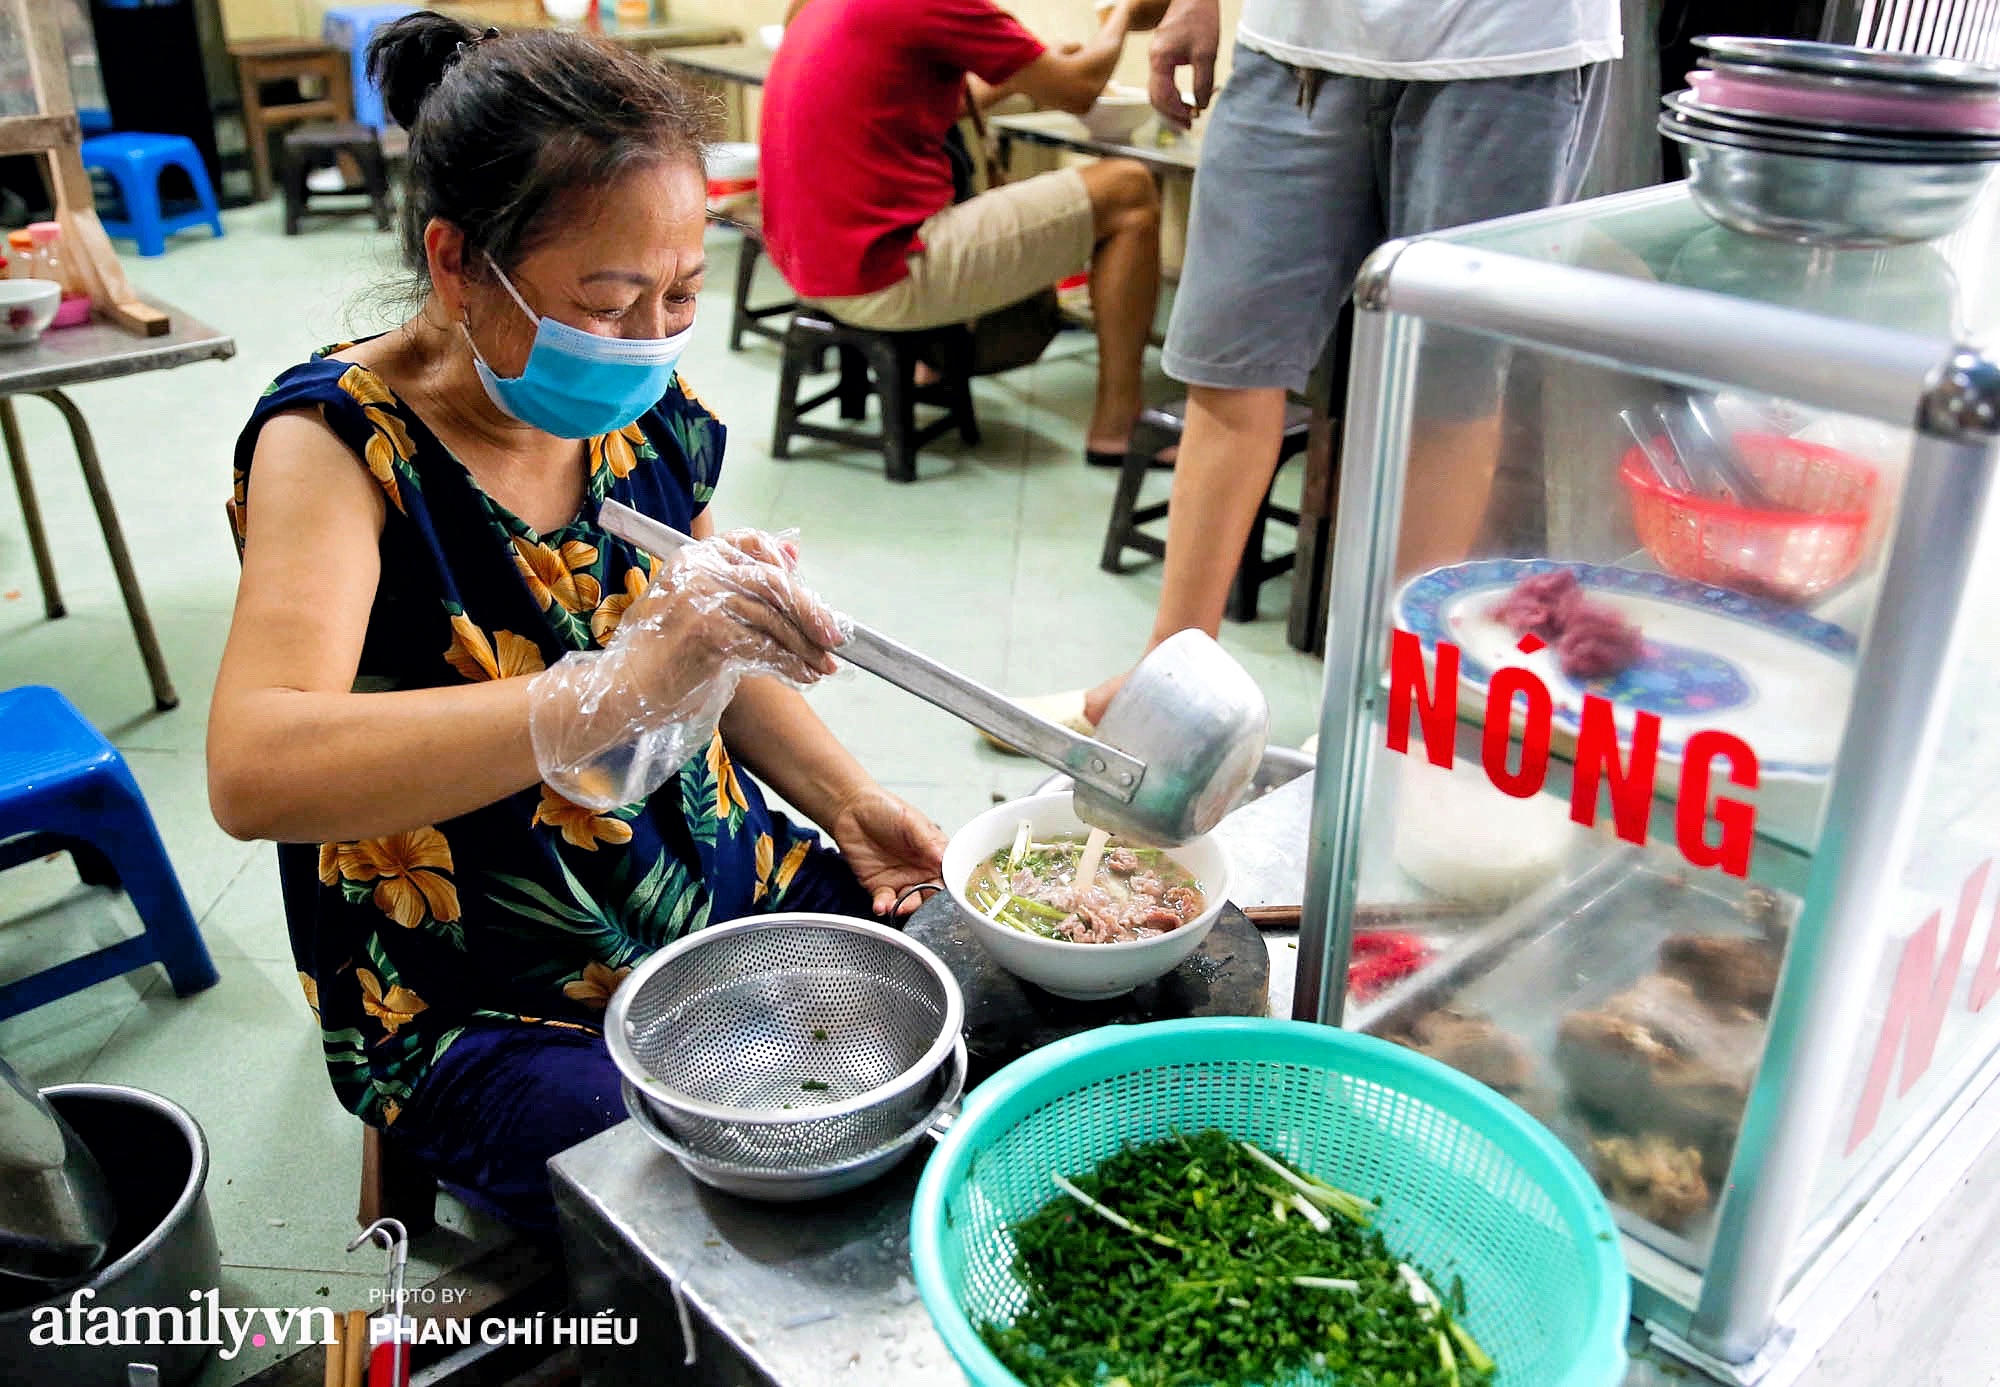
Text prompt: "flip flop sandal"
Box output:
[[978, 690, 1095, 754]]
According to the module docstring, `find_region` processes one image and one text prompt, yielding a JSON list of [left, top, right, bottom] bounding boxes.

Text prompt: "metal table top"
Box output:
[[989, 109, 1203, 175], [554, 1125, 945, 1385], [0, 299, 234, 397], [549, 782, 1311, 1382], [653, 43, 773, 86]]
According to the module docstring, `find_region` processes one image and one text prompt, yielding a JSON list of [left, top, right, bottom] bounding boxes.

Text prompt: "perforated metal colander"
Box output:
[[605, 914, 963, 1171]]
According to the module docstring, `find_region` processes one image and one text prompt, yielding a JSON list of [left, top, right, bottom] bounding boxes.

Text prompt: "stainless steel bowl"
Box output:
[[619, 1037, 966, 1202], [1662, 114, 1997, 246], [605, 914, 964, 1171], [1664, 91, 2000, 158], [1697, 57, 2000, 106], [1694, 36, 2000, 91]]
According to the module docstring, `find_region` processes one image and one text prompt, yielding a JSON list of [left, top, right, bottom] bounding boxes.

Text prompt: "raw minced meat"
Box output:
[[1490, 566, 1645, 681]]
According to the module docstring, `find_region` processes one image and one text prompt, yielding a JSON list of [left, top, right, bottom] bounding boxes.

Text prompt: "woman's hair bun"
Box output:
[[366, 11, 481, 131]]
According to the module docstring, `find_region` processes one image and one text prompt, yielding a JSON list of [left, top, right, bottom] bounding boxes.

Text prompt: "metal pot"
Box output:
[[0, 1058, 117, 1283], [0, 1085, 220, 1387]]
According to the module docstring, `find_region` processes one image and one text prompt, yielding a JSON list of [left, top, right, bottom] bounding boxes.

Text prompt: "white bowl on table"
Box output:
[[1083, 85, 1154, 143], [942, 791, 1231, 1001], [0, 280, 61, 347]]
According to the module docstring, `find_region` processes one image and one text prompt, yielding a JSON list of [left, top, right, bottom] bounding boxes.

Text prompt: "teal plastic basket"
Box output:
[[911, 1018, 1629, 1387]]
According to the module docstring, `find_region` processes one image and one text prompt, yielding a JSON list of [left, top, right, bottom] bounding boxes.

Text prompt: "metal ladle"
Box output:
[[0, 1054, 116, 1284], [598, 501, 1269, 844]]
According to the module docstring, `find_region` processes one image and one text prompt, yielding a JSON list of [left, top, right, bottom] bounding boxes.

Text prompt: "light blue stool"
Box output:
[[79, 133, 225, 258], [323, 5, 422, 130], [0, 686, 219, 1021]]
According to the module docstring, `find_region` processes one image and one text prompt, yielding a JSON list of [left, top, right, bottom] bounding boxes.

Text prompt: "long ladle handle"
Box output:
[[597, 501, 1146, 802]]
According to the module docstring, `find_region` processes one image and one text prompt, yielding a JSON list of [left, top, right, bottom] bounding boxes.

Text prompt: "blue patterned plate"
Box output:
[[1394, 559, 1859, 780]]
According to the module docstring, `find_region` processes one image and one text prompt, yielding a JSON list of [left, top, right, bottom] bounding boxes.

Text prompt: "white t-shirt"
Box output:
[[1238, 0, 1623, 81]]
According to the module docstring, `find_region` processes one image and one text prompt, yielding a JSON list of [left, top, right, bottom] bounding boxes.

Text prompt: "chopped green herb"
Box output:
[[978, 1129, 1495, 1387], [802, 1079, 830, 1092], [811, 1028, 828, 1042]]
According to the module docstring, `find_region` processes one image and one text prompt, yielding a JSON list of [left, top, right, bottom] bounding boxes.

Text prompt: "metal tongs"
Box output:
[[1653, 393, 1791, 510], [348, 1218, 409, 1387]]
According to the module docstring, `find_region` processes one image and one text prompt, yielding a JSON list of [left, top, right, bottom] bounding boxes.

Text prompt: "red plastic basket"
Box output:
[[1619, 431, 1880, 603]]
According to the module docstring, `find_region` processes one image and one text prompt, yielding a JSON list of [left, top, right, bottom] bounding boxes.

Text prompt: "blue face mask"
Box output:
[[465, 258, 694, 439]]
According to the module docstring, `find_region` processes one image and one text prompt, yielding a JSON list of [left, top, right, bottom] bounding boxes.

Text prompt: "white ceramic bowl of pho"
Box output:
[[943, 792, 1231, 1001]]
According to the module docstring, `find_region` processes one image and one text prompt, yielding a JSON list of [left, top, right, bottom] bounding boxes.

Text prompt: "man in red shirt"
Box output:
[[762, 0, 1168, 466]]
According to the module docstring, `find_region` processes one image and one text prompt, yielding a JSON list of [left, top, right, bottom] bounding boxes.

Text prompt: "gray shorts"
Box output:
[[1164, 44, 1605, 399]]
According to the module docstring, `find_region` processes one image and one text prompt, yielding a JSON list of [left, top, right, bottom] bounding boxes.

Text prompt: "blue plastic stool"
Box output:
[[0, 686, 219, 1021], [323, 5, 422, 130], [79, 133, 224, 258]]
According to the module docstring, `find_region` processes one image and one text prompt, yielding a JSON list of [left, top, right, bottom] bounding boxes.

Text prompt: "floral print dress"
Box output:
[[234, 347, 827, 1129]]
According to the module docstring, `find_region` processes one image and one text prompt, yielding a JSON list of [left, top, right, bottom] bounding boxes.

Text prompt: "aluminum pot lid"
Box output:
[[1664, 91, 2000, 157], [1694, 36, 2000, 91], [1658, 109, 2000, 164]]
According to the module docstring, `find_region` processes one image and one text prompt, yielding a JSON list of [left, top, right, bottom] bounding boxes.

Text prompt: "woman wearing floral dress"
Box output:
[[207, 13, 944, 1232]]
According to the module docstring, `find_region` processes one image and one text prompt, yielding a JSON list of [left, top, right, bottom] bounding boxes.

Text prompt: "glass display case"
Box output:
[[1297, 180, 2000, 1370]]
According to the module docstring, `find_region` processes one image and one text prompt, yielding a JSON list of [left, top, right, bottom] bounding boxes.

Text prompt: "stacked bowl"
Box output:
[[1664, 36, 2000, 246], [606, 914, 967, 1201]]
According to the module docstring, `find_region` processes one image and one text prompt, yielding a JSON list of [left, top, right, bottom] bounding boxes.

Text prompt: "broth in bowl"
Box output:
[[964, 825, 1206, 944]]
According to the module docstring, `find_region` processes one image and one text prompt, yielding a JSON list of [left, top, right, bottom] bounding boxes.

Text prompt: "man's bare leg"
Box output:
[[1395, 413, 1503, 578], [1085, 383, 1289, 722], [1075, 158, 1161, 456]]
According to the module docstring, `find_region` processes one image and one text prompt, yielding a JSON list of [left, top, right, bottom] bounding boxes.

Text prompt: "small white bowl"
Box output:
[[0, 280, 61, 347], [704, 141, 760, 183], [1083, 86, 1153, 143], [943, 792, 1231, 1001]]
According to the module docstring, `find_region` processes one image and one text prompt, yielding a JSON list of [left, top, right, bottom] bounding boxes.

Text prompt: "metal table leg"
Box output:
[[2, 396, 64, 620], [35, 389, 178, 711]]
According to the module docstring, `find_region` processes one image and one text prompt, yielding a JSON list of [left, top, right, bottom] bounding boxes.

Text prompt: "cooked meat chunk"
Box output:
[[1591, 1134, 1711, 1230], [1556, 973, 1765, 1181], [1659, 934, 1782, 1014], [1393, 1008, 1536, 1094]]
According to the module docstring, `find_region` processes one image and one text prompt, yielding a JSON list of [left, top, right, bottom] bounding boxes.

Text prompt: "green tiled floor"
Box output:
[[0, 199, 1322, 1382]]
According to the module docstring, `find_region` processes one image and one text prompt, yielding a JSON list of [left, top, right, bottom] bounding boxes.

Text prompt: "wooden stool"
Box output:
[[228, 38, 352, 202], [772, 312, 980, 483], [282, 123, 393, 235], [360, 1126, 438, 1236], [724, 207, 797, 351], [1101, 399, 1314, 622]]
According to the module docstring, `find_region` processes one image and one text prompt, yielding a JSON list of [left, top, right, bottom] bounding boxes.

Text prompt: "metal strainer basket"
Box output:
[[605, 914, 963, 1171]]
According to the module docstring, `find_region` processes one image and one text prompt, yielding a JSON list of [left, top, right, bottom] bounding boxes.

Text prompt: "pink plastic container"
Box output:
[[1688, 66, 2000, 134]]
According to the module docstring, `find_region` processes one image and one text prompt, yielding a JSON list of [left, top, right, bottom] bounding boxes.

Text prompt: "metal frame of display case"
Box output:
[[1298, 229, 2000, 1367]]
